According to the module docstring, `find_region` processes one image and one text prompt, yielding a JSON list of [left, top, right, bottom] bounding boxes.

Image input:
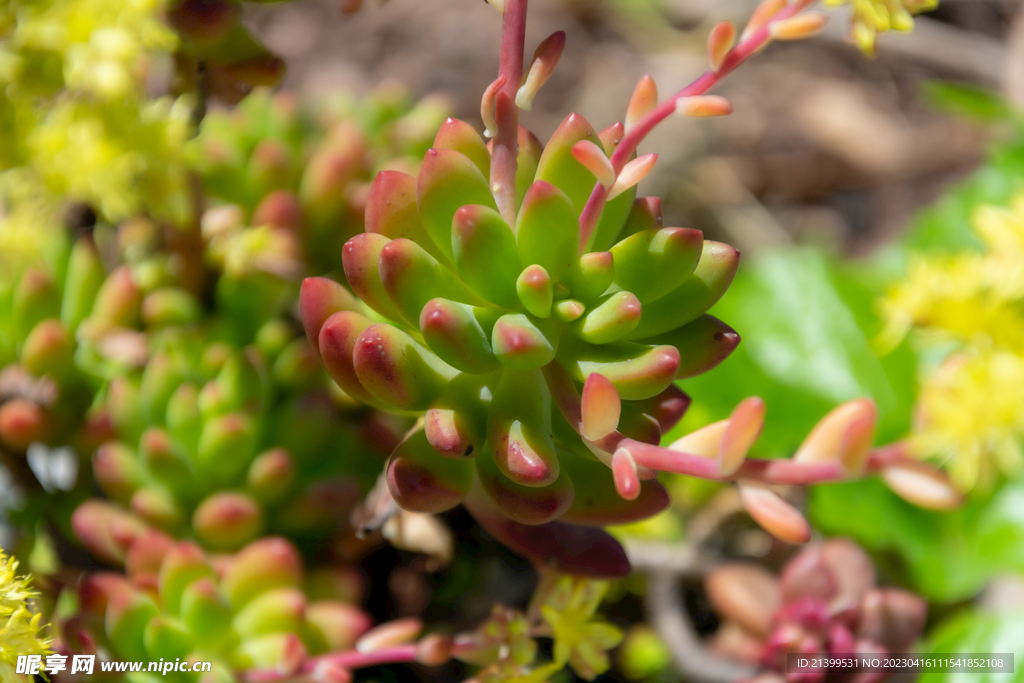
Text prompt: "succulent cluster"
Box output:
[[707, 539, 927, 683], [62, 532, 372, 681], [300, 110, 741, 529], [191, 86, 450, 276]]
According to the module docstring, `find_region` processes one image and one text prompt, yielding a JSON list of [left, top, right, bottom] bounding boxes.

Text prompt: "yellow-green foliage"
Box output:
[[0, 0, 192, 223]]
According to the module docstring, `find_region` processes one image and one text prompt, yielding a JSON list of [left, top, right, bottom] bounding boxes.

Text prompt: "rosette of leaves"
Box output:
[[75, 320, 389, 555], [189, 86, 450, 274], [63, 532, 372, 682], [299, 113, 742, 533], [705, 539, 927, 682]]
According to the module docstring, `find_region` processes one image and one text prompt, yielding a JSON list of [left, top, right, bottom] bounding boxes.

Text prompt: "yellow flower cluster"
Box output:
[[0, 0, 191, 223], [823, 0, 938, 55], [881, 195, 1024, 492], [0, 550, 51, 682]]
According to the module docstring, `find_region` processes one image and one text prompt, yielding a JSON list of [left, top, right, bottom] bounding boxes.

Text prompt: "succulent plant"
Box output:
[[298, 109, 742, 530], [190, 86, 450, 275], [61, 532, 373, 681], [297, 0, 961, 552], [706, 539, 928, 683]]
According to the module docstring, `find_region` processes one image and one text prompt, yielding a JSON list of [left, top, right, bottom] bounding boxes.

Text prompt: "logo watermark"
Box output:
[[16, 654, 214, 676]]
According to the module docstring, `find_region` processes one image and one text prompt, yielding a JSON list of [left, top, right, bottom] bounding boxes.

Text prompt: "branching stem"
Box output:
[[491, 0, 528, 226], [578, 0, 817, 247]]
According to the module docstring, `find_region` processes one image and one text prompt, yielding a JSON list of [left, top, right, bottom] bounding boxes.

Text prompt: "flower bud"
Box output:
[[882, 461, 962, 510], [737, 481, 811, 544], [570, 140, 615, 188], [356, 618, 423, 654], [625, 75, 658, 133], [708, 21, 737, 72], [676, 96, 733, 118], [769, 13, 828, 41], [719, 397, 765, 476], [581, 373, 621, 442], [516, 31, 566, 111], [612, 448, 641, 501], [608, 154, 657, 200]]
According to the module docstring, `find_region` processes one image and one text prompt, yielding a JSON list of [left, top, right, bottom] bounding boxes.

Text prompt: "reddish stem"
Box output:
[[541, 361, 915, 487], [578, 0, 816, 246], [491, 0, 528, 226]]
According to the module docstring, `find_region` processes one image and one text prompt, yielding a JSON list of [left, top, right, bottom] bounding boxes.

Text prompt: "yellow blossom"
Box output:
[[823, 0, 938, 55], [912, 352, 1024, 492], [0, 550, 51, 682], [881, 192, 1024, 492]]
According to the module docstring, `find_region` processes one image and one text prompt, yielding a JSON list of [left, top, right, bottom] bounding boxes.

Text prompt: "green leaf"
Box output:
[[921, 610, 1024, 683], [921, 81, 1012, 123], [809, 477, 1024, 602], [671, 247, 916, 456]]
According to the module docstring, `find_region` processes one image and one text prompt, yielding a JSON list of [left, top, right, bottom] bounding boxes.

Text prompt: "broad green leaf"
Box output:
[[921, 610, 1024, 683], [670, 247, 916, 457]]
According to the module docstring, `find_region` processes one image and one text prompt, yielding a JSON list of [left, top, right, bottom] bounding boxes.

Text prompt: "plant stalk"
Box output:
[[491, 0, 528, 227]]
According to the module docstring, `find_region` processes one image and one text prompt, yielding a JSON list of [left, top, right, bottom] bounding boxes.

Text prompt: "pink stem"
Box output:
[[542, 361, 915, 487], [578, 0, 817, 247], [491, 0, 528, 227]]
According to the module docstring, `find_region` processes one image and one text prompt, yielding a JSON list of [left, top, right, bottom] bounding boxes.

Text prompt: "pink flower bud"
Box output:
[[719, 397, 765, 476], [741, 0, 788, 41], [737, 481, 811, 544], [516, 31, 566, 111], [625, 75, 658, 133], [480, 76, 507, 138], [581, 373, 621, 441], [609, 154, 657, 200], [356, 617, 423, 653], [570, 140, 615, 188], [676, 95, 733, 118], [882, 461, 963, 510], [708, 21, 737, 72], [611, 448, 640, 501], [769, 13, 828, 41]]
